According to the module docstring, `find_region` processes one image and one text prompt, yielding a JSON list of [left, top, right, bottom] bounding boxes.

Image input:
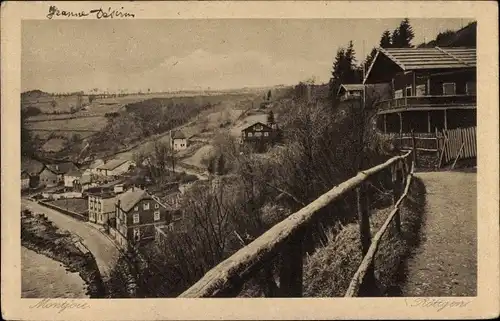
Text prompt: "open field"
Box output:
[[22, 95, 90, 114], [26, 117, 108, 132]]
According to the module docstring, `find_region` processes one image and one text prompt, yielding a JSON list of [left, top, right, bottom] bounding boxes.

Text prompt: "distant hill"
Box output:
[[418, 21, 476, 48], [21, 90, 51, 100]]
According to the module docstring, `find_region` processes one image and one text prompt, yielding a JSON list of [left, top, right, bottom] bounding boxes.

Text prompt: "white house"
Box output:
[[170, 130, 188, 151], [64, 169, 83, 189], [96, 159, 134, 177]]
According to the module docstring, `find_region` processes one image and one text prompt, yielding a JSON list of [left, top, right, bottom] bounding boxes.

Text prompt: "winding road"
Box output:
[[403, 170, 477, 296], [21, 199, 120, 280]]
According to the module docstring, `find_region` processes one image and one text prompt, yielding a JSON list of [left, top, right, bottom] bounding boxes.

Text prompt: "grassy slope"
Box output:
[[303, 177, 426, 297]]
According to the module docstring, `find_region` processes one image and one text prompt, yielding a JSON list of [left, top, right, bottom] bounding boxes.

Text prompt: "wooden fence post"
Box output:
[[356, 183, 378, 296], [392, 165, 402, 234], [279, 229, 304, 297], [357, 184, 371, 255], [411, 130, 418, 168]]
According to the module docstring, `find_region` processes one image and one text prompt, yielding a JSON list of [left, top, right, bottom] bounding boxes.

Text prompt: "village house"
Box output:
[[95, 159, 134, 177], [363, 46, 476, 134], [88, 187, 118, 226], [21, 158, 45, 188], [241, 121, 280, 145], [114, 187, 171, 249], [39, 165, 62, 187], [21, 170, 30, 190], [170, 130, 188, 151], [337, 84, 365, 101], [64, 168, 83, 190]]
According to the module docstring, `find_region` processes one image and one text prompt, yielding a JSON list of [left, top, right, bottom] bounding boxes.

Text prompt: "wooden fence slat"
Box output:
[[357, 185, 371, 255]]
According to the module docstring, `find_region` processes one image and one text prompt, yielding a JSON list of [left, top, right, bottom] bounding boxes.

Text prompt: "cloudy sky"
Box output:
[[22, 18, 472, 93]]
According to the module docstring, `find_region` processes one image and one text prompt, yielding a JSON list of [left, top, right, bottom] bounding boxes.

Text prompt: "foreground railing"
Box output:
[[179, 150, 415, 298]]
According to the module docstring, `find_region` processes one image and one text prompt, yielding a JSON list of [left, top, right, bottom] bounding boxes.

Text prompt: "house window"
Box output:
[[443, 83, 456, 95], [155, 204, 159, 209], [405, 86, 412, 97], [264, 132, 269, 137], [394, 89, 403, 99], [133, 228, 141, 241], [133, 213, 139, 224], [154, 211, 160, 221], [143, 202, 150, 210], [255, 125, 262, 131], [255, 132, 262, 137], [134, 206, 138, 211], [415, 84, 426, 97], [466, 82, 476, 95], [248, 132, 253, 137]]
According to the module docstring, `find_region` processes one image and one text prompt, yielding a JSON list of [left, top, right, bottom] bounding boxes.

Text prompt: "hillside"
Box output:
[[417, 21, 476, 48]]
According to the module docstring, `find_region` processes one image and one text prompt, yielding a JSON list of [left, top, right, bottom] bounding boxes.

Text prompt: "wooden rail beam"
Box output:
[[179, 151, 412, 298]]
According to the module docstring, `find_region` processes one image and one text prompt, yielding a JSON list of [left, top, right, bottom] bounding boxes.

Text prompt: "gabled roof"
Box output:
[[66, 169, 83, 177], [97, 159, 130, 171], [242, 122, 273, 132], [337, 84, 365, 96], [116, 188, 150, 212], [171, 130, 186, 140], [45, 162, 79, 175], [364, 46, 476, 84], [21, 157, 44, 175]]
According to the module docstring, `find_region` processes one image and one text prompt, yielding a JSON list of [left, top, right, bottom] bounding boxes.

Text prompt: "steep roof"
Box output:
[[171, 130, 186, 140], [340, 84, 365, 92], [45, 162, 79, 175], [116, 188, 150, 212], [242, 122, 273, 132], [364, 47, 476, 84], [98, 159, 130, 171], [66, 168, 83, 177], [21, 157, 45, 175]]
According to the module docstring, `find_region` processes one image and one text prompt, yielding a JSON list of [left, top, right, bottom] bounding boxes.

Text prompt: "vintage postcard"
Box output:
[[1, 1, 499, 320]]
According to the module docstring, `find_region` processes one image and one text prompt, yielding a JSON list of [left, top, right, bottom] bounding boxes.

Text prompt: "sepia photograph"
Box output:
[[2, 1, 499, 320]]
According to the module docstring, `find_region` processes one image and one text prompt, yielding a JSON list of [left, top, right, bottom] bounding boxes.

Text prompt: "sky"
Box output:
[[22, 18, 473, 93]]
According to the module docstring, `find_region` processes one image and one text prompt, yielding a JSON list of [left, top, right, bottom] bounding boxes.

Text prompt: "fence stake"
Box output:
[[392, 166, 402, 234], [411, 130, 418, 168], [279, 229, 304, 297], [357, 184, 371, 255]]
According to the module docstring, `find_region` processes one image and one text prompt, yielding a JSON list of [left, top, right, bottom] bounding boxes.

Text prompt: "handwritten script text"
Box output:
[[47, 6, 135, 19], [405, 298, 472, 312], [29, 298, 90, 314]]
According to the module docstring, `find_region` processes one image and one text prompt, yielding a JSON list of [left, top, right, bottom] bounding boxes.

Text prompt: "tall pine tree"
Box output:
[[329, 41, 361, 97], [391, 18, 415, 48], [380, 30, 393, 48]]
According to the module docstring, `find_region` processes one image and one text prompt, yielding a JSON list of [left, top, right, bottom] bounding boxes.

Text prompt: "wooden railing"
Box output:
[[179, 150, 415, 298], [377, 94, 476, 112]]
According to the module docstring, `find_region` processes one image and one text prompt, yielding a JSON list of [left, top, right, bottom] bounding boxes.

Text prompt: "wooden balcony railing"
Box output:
[[179, 149, 416, 298], [377, 94, 476, 112]]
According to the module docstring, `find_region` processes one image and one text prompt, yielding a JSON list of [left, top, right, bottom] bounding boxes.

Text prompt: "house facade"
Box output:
[[114, 188, 171, 249], [170, 130, 188, 151], [64, 169, 82, 189], [39, 166, 62, 187], [96, 159, 134, 176], [88, 188, 117, 226], [364, 47, 476, 134], [241, 121, 280, 144], [337, 84, 364, 101]]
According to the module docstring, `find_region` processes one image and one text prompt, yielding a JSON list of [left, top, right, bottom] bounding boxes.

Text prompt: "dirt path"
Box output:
[[402, 170, 477, 296]]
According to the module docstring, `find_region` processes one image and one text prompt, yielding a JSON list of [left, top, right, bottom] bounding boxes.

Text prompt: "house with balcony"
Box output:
[[241, 121, 281, 149], [364, 46, 476, 134]]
